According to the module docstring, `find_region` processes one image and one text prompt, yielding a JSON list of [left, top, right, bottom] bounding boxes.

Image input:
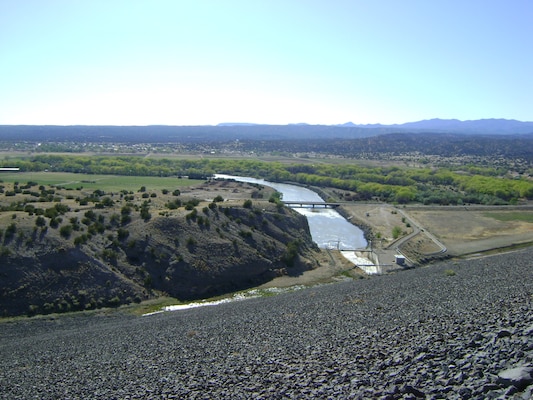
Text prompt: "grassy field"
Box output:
[[0, 172, 203, 192], [484, 211, 533, 223]]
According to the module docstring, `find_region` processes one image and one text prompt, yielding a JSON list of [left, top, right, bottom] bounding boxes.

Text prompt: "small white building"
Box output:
[[395, 255, 406, 266]]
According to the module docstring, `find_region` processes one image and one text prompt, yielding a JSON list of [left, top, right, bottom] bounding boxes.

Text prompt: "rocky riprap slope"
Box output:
[[1, 247, 532, 399]]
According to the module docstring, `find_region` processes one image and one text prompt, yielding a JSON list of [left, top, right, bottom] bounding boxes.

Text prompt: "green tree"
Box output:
[[392, 226, 403, 239]]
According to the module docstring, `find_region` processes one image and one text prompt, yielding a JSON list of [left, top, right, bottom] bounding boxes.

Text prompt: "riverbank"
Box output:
[[2, 246, 532, 398], [258, 248, 364, 289]]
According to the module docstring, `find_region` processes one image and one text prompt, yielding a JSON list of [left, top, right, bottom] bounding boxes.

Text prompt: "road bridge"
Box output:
[[283, 201, 340, 209]]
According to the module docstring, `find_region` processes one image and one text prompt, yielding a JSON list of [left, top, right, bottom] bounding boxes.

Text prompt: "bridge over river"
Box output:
[[283, 201, 340, 209]]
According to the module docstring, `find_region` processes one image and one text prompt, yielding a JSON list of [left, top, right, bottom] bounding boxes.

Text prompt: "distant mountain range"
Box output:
[[1, 119, 532, 144], [334, 118, 533, 134], [218, 118, 533, 135]]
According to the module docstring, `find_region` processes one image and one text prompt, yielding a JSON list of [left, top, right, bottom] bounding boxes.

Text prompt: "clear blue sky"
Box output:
[[1, 0, 532, 125]]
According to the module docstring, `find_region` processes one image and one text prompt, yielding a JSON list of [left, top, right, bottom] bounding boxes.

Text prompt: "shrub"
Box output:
[[59, 225, 73, 238], [100, 197, 114, 207], [54, 203, 70, 214], [143, 276, 152, 287], [117, 228, 129, 240], [24, 204, 35, 214], [186, 208, 197, 221], [166, 199, 181, 209], [35, 216, 46, 227], [239, 230, 252, 238], [74, 234, 89, 245], [281, 240, 301, 267], [184, 199, 200, 209], [102, 249, 117, 261], [269, 192, 282, 204], [87, 222, 104, 235], [5, 222, 16, 239], [110, 214, 120, 225], [84, 210, 97, 220], [392, 226, 403, 239], [108, 296, 121, 307], [44, 208, 59, 219], [140, 208, 151, 221]]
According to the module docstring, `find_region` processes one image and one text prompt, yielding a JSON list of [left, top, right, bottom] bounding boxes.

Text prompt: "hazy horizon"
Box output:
[[1, 1, 532, 126], [2, 117, 533, 128]]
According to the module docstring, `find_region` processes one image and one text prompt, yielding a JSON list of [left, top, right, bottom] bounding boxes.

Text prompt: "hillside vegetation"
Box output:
[[0, 178, 319, 317]]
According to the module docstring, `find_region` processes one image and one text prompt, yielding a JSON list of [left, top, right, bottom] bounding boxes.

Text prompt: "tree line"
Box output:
[[8, 155, 533, 205]]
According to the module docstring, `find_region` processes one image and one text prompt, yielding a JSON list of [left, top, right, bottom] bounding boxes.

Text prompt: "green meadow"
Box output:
[[484, 211, 533, 223], [0, 171, 203, 192]]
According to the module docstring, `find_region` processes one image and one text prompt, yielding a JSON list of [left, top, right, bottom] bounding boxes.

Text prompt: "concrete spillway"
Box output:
[[340, 251, 382, 275]]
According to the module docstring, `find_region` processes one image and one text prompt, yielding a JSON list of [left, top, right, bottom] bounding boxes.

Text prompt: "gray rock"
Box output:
[[1, 246, 533, 399], [457, 386, 473, 399], [497, 366, 533, 390], [496, 329, 513, 338]]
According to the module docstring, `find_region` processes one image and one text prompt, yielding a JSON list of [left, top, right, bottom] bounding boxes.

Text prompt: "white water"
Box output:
[[341, 251, 381, 275], [143, 286, 308, 316]]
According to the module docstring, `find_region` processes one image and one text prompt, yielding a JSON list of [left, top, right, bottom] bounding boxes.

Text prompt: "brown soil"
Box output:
[[339, 203, 413, 244], [339, 203, 533, 260], [258, 249, 364, 289], [406, 206, 533, 256]]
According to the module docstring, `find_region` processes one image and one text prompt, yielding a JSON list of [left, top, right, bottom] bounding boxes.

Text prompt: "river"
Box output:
[[214, 174, 367, 250], [145, 175, 373, 315]]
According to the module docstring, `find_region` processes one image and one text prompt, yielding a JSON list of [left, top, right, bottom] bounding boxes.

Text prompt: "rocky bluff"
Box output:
[[0, 183, 320, 317]]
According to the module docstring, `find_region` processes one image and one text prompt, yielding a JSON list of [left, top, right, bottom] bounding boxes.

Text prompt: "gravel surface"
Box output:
[[1, 248, 533, 399]]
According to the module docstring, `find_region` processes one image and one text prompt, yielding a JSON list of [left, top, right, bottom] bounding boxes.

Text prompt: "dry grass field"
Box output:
[[341, 202, 533, 259], [406, 206, 533, 256]]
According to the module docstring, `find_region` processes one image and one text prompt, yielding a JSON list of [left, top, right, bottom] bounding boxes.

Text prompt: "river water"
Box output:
[[214, 175, 367, 250], [145, 175, 372, 315]]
